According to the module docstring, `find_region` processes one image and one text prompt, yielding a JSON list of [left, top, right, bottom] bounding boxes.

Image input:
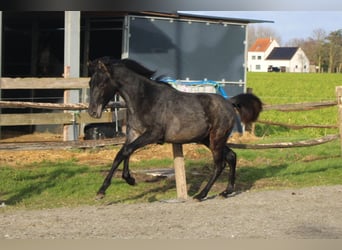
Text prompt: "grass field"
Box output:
[[248, 72, 341, 138], [0, 72, 341, 209]]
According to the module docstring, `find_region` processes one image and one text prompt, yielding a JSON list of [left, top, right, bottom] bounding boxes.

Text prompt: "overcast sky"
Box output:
[[181, 11, 342, 45]]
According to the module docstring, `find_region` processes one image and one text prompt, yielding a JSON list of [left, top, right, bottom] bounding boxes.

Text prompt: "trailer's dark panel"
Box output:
[[126, 16, 246, 83]]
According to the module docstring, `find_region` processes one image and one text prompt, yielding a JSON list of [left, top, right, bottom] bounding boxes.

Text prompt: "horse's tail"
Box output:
[[228, 93, 263, 124]]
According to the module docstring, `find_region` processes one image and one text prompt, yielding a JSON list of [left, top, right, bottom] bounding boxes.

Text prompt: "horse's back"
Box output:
[[162, 91, 235, 143]]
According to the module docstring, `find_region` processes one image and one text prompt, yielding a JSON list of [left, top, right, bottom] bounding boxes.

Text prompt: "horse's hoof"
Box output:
[[219, 189, 234, 198], [95, 193, 105, 200], [125, 177, 136, 186], [219, 191, 229, 198], [193, 194, 205, 202]]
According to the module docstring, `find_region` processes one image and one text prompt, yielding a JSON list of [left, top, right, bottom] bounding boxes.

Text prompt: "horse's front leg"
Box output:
[[96, 130, 160, 199], [96, 146, 128, 199]]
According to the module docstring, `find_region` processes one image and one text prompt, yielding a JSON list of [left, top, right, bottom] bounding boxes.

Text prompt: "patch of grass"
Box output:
[[1, 140, 341, 210], [0, 160, 100, 209], [232, 140, 342, 191]]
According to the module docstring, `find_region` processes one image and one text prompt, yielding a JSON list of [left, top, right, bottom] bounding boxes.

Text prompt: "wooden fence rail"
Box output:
[[0, 77, 125, 133], [263, 100, 337, 111], [0, 99, 338, 129], [0, 111, 125, 126], [0, 77, 89, 89], [0, 101, 126, 126], [257, 119, 338, 130], [0, 100, 125, 110], [0, 98, 340, 150], [227, 134, 339, 149]]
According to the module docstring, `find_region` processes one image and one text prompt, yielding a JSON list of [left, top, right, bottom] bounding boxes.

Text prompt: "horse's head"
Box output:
[[87, 58, 117, 118], [88, 57, 157, 118]]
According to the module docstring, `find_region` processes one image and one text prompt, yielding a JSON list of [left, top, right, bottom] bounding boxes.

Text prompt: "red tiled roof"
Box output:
[[249, 38, 273, 52]]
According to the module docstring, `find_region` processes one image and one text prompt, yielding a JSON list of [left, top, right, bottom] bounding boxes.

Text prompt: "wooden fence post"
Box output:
[[336, 86, 342, 157], [64, 11, 81, 141], [172, 143, 188, 200], [245, 87, 254, 134]]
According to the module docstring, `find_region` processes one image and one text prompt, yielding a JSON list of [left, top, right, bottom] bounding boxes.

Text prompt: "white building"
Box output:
[[248, 38, 310, 73]]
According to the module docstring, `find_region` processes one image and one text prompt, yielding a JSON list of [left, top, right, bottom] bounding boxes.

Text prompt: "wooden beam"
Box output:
[[0, 100, 126, 110], [257, 119, 338, 130], [0, 111, 125, 126], [64, 11, 81, 141], [0, 77, 89, 89], [77, 110, 126, 124], [0, 113, 72, 126], [227, 134, 339, 149], [263, 100, 337, 112], [336, 86, 342, 156], [0, 137, 126, 151], [0, 100, 88, 110], [172, 143, 188, 200]]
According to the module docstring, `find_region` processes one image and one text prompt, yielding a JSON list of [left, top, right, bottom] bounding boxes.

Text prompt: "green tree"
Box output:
[[326, 29, 342, 73], [310, 29, 327, 73]]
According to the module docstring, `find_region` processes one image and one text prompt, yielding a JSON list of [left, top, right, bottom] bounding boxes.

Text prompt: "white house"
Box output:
[[248, 37, 279, 72], [248, 38, 310, 73]]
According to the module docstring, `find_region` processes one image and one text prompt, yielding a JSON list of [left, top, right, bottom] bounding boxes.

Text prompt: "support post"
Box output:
[[0, 11, 2, 139], [336, 86, 342, 157], [245, 87, 254, 134], [172, 143, 188, 200], [63, 11, 81, 141]]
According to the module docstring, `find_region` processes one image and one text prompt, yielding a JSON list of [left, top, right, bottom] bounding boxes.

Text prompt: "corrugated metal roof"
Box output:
[[127, 11, 273, 24], [266, 47, 299, 60], [176, 12, 273, 24]]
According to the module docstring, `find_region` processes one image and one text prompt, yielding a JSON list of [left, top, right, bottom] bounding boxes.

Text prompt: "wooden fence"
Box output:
[[0, 78, 341, 151], [1, 78, 341, 200], [0, 77, 125, 140]]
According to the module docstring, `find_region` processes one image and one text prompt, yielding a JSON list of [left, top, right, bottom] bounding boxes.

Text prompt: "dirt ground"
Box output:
[[1, 133, 342, 239], [0, 132, 255, 167], [0, 185, 341, 239]]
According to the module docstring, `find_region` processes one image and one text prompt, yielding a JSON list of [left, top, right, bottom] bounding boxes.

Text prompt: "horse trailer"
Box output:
[[0, 11, 270, 140]]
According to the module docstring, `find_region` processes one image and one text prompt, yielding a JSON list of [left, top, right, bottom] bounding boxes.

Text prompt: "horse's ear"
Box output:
[[87, 60, 96, 75], [87, 60, 92, 68], [98, 60, 108, 72]]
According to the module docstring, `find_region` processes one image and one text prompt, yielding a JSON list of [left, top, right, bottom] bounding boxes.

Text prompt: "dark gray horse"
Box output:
[[88, 57, 262, 201]]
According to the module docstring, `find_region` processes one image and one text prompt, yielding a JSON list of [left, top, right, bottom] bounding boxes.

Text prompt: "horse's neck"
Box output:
[[115, 73, 148, 112]]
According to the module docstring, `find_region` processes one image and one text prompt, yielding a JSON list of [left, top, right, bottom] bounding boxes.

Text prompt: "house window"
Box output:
[[257, 56, 262, 60], [255, 65, 261, 70], [252, 55, 256, 60]]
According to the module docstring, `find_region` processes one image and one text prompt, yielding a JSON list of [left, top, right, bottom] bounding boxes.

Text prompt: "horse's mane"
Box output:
[[90, 57, 175, 89], [121, 58, 156, 79], [90, 57, 157, 80]]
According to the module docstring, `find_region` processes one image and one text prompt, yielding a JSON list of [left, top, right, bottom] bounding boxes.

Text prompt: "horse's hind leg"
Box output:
[[220, 146, 236, 198], [193, 149, 226, 201], [122, 157, 136, 185]]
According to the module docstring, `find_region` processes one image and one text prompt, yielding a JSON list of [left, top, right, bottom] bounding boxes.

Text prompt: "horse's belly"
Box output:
[[164, 122, 209, 143]]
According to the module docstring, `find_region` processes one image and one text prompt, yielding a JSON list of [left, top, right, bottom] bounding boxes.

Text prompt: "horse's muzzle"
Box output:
[[88, 104, 103, 118]]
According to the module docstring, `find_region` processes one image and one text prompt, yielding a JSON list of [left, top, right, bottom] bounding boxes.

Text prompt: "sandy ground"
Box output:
[[0, 185, 341, 239]]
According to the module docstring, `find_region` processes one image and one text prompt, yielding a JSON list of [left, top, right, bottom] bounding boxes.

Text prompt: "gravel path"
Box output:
[[1, 185, 341, 239]]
